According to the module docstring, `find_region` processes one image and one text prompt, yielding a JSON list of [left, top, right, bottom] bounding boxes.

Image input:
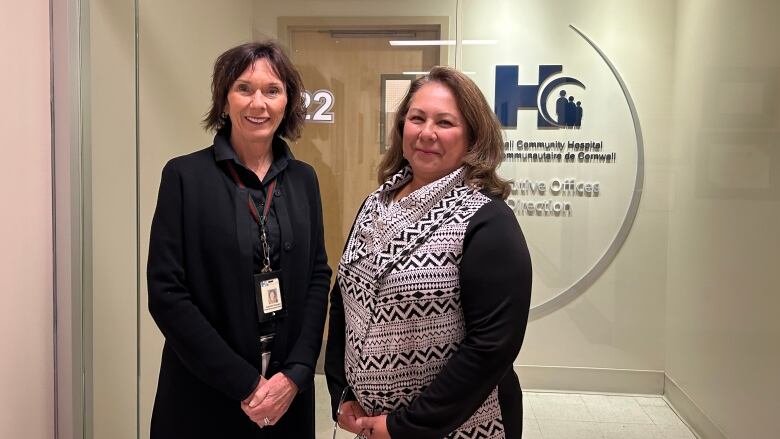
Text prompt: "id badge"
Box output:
[[254, 270, 287, 322]]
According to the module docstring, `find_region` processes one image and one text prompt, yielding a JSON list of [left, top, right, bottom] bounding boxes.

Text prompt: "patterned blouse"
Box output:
[[325, 166, 532, 439]]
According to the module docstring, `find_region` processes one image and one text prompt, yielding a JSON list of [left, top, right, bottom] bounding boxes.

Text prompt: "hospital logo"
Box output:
[[495, 65, 586, 129]]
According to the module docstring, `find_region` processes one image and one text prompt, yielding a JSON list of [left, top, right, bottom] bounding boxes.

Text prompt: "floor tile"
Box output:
[[315, 375, 336, 439], [538, 420, 605, 439], [599, 423, 662, 439], [530, 392, 585, 404], [641, 405, 687, 427], [523, 392, 537, 419], [522, 419, 543, 439], [656, 424, 698, 439], [528, 393, 594, 422], [580, 394, 653, 424], [634, 396, 669, 407], [312, 377, 698, 439]]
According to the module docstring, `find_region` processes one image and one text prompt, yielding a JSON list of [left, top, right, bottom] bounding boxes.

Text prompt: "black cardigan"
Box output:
[[147, 136, 331, 438]]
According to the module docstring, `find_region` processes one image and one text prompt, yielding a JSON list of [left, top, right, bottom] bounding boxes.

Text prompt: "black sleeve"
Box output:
[[280, 168, 333, 392], [147, 160, 260, 401], [386, 199, 533, 438], [324, 196, 370, 420], [324, 281, 349, 421]]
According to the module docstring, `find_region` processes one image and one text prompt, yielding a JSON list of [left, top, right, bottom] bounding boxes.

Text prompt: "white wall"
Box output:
[[0, 0, 54, 438], [666, 1, 780, 437]]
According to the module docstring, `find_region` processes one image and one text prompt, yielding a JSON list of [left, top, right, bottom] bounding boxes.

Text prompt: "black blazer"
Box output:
[[147, 137, 331, 438]]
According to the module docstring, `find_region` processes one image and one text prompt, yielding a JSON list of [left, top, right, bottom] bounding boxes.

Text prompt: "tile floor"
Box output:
[[313, 375, 698, 439]]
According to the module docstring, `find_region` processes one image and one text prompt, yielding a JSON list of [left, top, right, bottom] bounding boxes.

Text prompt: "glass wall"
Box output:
[[81, 1, 779, 438], [459, 0, 671, 375]]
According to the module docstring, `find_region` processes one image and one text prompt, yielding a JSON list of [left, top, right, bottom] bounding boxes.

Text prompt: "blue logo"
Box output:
[[495, 65, 586, 129]]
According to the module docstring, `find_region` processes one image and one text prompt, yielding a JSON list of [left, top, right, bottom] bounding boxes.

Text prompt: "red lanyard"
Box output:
[[225, 161, 277, 226], [225, 161, 277, 272]]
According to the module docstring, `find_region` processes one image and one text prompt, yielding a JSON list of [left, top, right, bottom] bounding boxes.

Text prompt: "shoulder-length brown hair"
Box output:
[[377, 66, 511, 199], [203, 41, 306, 140]]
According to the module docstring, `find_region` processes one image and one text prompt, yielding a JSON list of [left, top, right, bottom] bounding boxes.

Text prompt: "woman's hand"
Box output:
[[241, 372, 298, 427], [356, 414, 390, 439], [337, 400, 368, 434]]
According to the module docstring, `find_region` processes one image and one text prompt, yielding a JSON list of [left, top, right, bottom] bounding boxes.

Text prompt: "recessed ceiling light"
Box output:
[[390, 39, 497, 46]]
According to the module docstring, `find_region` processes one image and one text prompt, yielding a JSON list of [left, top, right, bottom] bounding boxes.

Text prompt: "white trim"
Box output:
[[515, 365, 664, 395], [664, 375, 729, 439]]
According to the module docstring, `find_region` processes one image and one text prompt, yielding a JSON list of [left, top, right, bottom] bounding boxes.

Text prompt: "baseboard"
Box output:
[[664, 375, 728, 439], [515, 365, 664, 394], [319, 349, 666, 395], [319, 358, 664, 395]]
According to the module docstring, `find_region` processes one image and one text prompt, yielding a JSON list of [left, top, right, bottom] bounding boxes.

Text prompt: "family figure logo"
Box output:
[[494, 24, 646, 320], [494, 65, 586, 129]]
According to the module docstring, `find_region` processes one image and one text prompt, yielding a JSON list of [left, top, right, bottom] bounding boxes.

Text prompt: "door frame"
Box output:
[[276, 16, 451, 67]]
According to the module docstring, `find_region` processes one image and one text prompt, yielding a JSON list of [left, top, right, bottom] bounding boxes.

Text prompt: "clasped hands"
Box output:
[[241, 372, 298, 428], [337, 401, 391, 439]]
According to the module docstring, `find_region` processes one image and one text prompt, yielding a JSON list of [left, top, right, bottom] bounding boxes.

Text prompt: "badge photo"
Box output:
[[259, 276, 283, 314]]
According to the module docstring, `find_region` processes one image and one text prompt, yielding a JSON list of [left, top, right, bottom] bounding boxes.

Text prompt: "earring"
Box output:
[[220, 112, 228, 119]]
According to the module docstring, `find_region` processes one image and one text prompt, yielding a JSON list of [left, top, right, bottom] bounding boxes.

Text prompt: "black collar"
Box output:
[[213, 129, 293, 186]]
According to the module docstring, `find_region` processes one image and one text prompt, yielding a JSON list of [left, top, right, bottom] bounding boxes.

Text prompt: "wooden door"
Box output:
[[289, 27, 441, 277]]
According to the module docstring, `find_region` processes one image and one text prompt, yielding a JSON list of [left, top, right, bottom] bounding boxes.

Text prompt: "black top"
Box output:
[[213, 131, 286, 272], [147, 132, 331, 438], [214, 132, 287, 338]]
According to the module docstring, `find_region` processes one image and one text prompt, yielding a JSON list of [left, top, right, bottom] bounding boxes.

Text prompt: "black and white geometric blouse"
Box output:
[[325, 165, 532, 439]]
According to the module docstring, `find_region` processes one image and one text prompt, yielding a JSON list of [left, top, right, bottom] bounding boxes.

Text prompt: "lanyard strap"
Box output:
[[225, 161, 277, 272]]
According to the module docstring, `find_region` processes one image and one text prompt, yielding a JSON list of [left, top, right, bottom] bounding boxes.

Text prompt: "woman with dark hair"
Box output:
[[147, 41, 331, 438], [325, 66, 532, 439]]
